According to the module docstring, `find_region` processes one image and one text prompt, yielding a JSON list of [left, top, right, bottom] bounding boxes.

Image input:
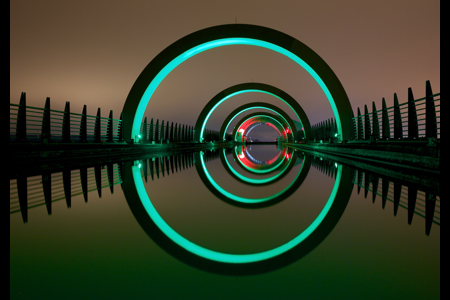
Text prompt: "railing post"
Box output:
[[393, 93, 402, 139], [381, 98, 390, 139], [357, 108, 363, 140], [118, 112, 123, 142], [16, 92, 27, 142], [154, 119, 159, 142], [170, 122, 174, 142], [107, 110, 114, 142], [94, 108, 101, 142], [17, 175, 28, 223], [407, 186, 417, 225], [80, 105, 87, 143], [62, 101, 71, 143], [407, 87, 418, 139], [425, 80, 437, 138], [372, 101, 380, 140], [173, 123, 178, 142], [165, 120, 170, 142], [63, 168, 71, 208], [160, 120, 165, 143], [149, 118, 154, 142], [142, 117, 148, 142], [364, 105, 371, 140], [41, 97, 51, 143], [42, 172, 52, 215]]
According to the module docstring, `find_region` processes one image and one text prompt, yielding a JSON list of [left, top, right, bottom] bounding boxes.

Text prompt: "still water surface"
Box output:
[[10, 144, 440, 299]]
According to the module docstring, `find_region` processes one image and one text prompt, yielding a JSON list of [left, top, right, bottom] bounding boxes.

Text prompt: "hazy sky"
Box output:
[[10, 0, 440, 132]]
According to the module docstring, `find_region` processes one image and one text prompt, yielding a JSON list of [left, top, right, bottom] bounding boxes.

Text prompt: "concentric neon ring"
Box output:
[[122, 24, 354, 143]]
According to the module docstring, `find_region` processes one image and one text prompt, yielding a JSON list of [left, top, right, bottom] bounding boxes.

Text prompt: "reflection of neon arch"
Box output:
[[233, 113, 291, 142], [236, 145, 287, 175], [195, 150, 307, 207], [122, 155, 355, 275], [122, 24, 353, 143], [223, 147, 293, 185]]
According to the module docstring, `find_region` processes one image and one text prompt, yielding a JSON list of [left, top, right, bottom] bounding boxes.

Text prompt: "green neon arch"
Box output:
[[123, 24, 353, 143], [219, 100, 302, 142]]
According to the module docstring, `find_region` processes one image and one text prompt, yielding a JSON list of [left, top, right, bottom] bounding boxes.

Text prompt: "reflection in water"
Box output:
[[10, 146, 440, 237], [122, 146, 355, 275], [10, 145, 440, 297]]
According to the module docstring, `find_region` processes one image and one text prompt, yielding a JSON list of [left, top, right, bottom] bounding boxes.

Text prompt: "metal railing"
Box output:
[[10, 92, 203, 143], [310, 118, 337, 142], [352, 80, 440, 141], [309, 81, 440, 142]]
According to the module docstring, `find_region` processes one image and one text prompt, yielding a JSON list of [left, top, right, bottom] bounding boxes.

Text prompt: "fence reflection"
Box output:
[[309, 153, 440, 235], [9, 150, 221, 223]]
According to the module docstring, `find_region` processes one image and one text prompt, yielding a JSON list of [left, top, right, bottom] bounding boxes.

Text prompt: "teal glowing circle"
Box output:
[[129, 38, 342, 141], [131, 154, 344, 264]]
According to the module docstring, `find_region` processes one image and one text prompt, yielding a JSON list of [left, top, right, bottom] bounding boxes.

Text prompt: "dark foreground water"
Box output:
[[10, 145, 440, 299]]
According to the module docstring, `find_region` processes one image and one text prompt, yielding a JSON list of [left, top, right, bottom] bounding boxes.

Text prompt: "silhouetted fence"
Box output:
[[309, 81, 440, 142], [352, 80, 440, 141], [10, 92, 210, 143], [310, 118, 337, 142]]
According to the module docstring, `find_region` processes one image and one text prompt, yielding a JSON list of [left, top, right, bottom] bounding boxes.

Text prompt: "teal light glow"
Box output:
[[132, 158, 343, 264], [131, 38, 339, 141]]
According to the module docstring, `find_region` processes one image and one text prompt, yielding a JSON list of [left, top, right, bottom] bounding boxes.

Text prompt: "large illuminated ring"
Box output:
[[123, 24, 353, 143]]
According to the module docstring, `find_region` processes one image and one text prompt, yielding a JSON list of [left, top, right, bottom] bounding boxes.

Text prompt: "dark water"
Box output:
[[10, 145, 440, 299]]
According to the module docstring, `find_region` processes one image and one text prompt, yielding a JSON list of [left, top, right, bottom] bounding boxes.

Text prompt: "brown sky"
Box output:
[[10, 0, 440, 131]]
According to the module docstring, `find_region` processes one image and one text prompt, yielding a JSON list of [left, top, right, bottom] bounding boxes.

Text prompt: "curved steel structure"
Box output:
[[123, 24, 353, 143]]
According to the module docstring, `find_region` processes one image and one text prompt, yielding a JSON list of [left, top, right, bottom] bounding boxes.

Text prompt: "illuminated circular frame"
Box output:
[[195, 82, 311, 142], [122, 154, 355, 274], [195, 149, 305, 206], [219, 100, 303, 142], [224, 147, 292, 185], [232, 113, 291, 142], [234, 145, 287, 174], [123, 24, 353, 143]]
